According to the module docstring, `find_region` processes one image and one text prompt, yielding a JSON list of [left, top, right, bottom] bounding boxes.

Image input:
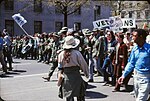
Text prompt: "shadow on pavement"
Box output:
[[120, 85, 133, 92], [12, 69, 26, 73], [0, 69, 27, 78], [12, 61, 21, 64], [85, 91, 107, 99], [87, 84, 97, 89], [0, 74, 14, 78]]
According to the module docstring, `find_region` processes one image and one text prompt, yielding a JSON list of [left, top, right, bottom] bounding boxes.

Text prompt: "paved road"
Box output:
[[0, 58, 135, 101]]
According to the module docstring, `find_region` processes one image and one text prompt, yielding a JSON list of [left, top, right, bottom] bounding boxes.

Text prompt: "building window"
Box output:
[[129, 11, 133, 18], [74, 22, 81, 31], [145, 10, 150, 19], [121, 3, 124, 10], [137, 11, 141, 19], [74, 6, 81, 15], [5, 0, 14, 10], [129, 3, 132, 8], [55, 6, 62, 14], [34, 0, 42, 13], [55, 21, 63, 32], [137, 3, 140, 7], [96, 5, 101, 16], [5, 20, 14, 36], [121, 11, 125, 18], [34, 21, 42, 34]]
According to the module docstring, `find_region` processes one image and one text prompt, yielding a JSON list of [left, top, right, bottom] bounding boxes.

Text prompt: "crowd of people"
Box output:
[[0, 27, 150, 101]]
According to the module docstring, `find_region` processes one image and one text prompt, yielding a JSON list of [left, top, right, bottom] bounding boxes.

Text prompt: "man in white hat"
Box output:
[[57, 35, 89, 101]]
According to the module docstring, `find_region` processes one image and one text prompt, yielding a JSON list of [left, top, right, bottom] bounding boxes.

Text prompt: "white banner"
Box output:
[[93, 19, 109, 29], [109, 16, 123, 28], [12, 13, 27, 27], [121, 18, 136, 28], [109, 16, 123, 33]]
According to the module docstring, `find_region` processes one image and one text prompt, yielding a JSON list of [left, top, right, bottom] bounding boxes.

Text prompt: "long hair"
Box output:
[[63, 49, 72, 63]]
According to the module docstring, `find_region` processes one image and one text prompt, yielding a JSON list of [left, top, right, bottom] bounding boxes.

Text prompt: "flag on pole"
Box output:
[[12, 13, 27, 27]]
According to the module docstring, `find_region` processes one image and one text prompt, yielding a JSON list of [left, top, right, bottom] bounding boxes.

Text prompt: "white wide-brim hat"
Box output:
[[63, 36, 80, 49]]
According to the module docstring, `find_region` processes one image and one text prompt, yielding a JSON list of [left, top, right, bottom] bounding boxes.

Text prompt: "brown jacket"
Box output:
[[113, 42, 128, 68], [113, 42, 128, 78]]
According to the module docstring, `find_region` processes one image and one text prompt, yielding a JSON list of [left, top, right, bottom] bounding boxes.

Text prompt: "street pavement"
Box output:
[[0, 58, 135, 101]]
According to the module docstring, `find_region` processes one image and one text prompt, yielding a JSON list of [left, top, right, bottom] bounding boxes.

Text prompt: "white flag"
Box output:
[[12, 13, 27, 27]]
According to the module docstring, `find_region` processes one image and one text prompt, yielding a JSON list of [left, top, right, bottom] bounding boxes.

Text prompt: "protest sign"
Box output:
[[12, 13, 27, 27], [93, 19, 109, 29], [121, 18, 136, 28], [12, 13, 30, 36], [109, 16, 123, 33]]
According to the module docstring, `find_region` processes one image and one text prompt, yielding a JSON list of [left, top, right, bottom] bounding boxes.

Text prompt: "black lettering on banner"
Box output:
[[129, 20, 133, 26], [96, 22, 101, 27], [105, 20, 109, 25], [124, 20, 129, 26], [101, 20, 106, 26]]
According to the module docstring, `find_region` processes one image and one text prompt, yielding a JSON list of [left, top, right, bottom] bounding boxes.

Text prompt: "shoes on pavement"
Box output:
[[88, 79, 94, 82], [42, 77, 50, 81], [45, 61, 49, 64], [130, 91, 135, 95], [37, 60, 42, 62], [8, 68, 12, 71], [103, 82, 109, 86], [112, 89, 120, 92], [94, 72, 101, 77]]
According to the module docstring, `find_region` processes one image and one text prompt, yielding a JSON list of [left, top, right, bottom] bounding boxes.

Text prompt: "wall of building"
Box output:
[[0, 0, 111, 36]]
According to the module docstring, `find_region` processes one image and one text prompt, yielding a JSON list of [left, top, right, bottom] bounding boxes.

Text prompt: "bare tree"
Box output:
[[17, 0, 89, 27], [49, 0, 88, 27]]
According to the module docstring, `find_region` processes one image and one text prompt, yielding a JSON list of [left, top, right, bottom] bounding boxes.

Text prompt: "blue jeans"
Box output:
[[96, 56, 103, 75], [134, 70, 150, 101], [102, 56, 113, 75], [89, 54, 94, 80], [102, 56, 114, 84]]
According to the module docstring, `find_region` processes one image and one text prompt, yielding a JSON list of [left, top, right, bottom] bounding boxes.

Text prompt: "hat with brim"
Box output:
[[52, 32, 59, 37], [63, 36, 80, 49], [85, 30, 93, 36], [60, 29, 67, 34], [82, 29, 93, 36], [92, 28, 99, 32], [61, 27, 68, 31]]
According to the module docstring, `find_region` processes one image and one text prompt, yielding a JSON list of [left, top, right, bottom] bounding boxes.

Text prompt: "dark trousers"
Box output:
[[3, 48, 12, 70], [113, 64, 122, 90], [66, 96, 85, 101], [48, 61, 58, 77]]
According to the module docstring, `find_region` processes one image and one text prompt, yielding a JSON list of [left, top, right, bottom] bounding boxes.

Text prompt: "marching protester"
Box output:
[[57, 35, 89, 101], [82, 29, 95, 82], [0, 32, 8, 73], [42, 32, 60, 81], [102, 30, 117, 86], [3, 29, 13, 71], [112, 32, 128, 92], [37, 32, 48, 63], [118, 29, 150, 101], [92, 28, 107, 77]]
